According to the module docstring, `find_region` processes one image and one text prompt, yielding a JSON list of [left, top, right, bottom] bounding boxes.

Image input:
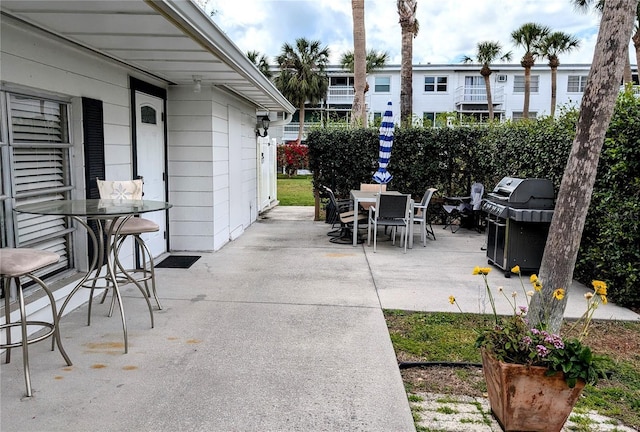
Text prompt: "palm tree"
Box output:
[[463, 41, 512, 121], [339, 49, 390, 94], [539, 32, 581, 117], [274, 38, 330, 142], [351, 0, 367, 127], [528, 0, 636, 332], [397, 0, 419, 127], [339, 50, 390, 75], [511, 23, 551, 119], [246, 51, 272, 79]]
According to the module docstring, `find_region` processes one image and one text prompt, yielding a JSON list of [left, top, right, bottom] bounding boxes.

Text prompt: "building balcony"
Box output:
[[326, 86, 355, 105], [454, 85, 505, 112]]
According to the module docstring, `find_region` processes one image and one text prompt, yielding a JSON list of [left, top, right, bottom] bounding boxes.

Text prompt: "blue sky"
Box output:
[[204, 0, 606, 66]]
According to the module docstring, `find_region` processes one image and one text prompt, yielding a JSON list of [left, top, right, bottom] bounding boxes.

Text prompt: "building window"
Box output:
[[2, 92, 73, 282], [141, 106, 157, 124], [513, 75, 539, 93], [424, 76, 448, 92], [374, 76, 391, 93], [330, 76, 354, 86], [567, 75, 588, 92], [512, 111, 537, 121], [423, 112, 447, 127]]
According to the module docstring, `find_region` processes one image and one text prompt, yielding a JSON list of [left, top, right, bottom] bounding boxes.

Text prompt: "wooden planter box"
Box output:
[[481, 349, 585, 432]]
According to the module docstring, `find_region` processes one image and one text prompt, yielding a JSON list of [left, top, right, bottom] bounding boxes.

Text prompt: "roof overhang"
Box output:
[[0, 0, 294, 114]]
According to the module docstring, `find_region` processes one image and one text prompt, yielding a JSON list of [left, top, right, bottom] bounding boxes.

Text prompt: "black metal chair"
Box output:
[[322, 186, 367, 244], [367, 193, 412, 253]]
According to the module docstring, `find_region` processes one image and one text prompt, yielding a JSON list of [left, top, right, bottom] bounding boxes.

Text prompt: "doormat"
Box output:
[[156, 255, 201, 269]]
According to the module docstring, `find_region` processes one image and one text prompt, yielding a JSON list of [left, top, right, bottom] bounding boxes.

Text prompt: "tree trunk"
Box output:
[[623, 45, 633, 84], [633, 29, 640, 80], [527, 0, 636, 333], [351, 0, 367, 127], [523, 64, 531, 119], [297, 104, 305, 143], [400, 24, 413, 126], [550, 65, 558, 117], [398, 0, 416, 127], [483, 73, 494, 121]]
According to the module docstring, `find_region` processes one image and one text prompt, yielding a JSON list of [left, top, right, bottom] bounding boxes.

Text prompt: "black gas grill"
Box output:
[[482, 177, 555, 276]]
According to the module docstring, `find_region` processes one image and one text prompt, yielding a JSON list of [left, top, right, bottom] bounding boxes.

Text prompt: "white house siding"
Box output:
[[0, 19, 168, 271], [167, 86, 259, 252]]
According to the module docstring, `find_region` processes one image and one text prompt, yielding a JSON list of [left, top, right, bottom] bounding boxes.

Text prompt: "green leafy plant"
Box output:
[[457, 266, 607, 387]]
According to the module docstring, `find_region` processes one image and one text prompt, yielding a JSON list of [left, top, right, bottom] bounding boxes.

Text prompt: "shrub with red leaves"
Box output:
[[277, 140, 309, 176]]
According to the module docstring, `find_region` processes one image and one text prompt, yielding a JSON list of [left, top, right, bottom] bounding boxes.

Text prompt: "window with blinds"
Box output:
[[8, 94, 72, 276]]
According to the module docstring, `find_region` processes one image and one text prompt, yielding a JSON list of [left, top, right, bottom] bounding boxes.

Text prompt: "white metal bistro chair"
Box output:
[[413, 187, 438, 245]]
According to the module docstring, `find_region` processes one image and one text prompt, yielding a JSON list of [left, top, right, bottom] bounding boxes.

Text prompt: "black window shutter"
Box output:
[[82, 97, 106, 263], [82, 97, 105, 198]]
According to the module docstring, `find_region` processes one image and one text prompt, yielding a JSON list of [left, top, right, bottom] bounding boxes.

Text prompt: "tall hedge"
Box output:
[[575, 90, 640, 307], [306, 91, 639, 308]]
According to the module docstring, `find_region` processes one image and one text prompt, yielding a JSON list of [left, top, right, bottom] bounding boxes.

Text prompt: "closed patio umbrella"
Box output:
[[372, 101, 394, 185]]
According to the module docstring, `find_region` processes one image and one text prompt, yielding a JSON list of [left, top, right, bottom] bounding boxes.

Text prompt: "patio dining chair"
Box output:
[[322, 186, 367, 244], [358, 183, 386, 211], [413, 187, 438, 245], [367, 193, 412, 253]]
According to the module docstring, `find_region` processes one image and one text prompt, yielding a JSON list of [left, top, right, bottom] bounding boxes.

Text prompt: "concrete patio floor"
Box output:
[[1, 205, 638, 431]]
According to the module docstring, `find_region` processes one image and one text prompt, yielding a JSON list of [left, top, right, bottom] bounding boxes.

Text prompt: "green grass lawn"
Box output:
[[277, 174, 315, 206], [385, 310, 640, 430]]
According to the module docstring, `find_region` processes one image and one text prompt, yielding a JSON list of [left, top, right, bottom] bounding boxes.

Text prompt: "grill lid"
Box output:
[[487, 177, 554, 209]]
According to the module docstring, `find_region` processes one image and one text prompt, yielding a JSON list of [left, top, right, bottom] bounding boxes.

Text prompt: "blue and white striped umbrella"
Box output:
[[372, 101, 394, 184]]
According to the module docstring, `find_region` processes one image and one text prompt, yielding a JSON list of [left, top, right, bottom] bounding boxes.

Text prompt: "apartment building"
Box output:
[[278, 63, 639, 142]]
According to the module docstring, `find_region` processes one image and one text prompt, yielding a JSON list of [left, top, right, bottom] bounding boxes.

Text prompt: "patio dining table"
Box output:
[[14, 199, 172, 353], [350, 190, 415, 248]]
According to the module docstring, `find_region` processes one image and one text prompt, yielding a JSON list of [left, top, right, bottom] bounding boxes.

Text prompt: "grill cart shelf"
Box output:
[[482, 177, 555, 277]]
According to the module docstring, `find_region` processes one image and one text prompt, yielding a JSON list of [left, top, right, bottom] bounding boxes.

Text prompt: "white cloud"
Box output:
[[207, 0, 620, 67]]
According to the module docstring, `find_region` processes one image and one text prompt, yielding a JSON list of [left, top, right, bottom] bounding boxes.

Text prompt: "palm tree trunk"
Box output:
[[400, 27, 413, 126], [523, 66, 531, 119], [624, 48, 633, 83], [633, 29, 640, 80], [484, 75, 494, 121], [297, 105, 305, 143], [527, 0, 636, 333], [351, 0, 367, 127], [550, 66, 558, 117]]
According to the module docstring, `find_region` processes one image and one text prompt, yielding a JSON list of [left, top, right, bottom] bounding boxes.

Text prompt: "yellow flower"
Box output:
[[530, 274, 538, 283], [584, 292, 594, 300], [473, 266, 491, 275], [533, 281, 542, 292], [592, 280, 607, 296], [511, 265, 521, 274], [449, 295, 456, 305], [600, 295, 608, 305], [553, 288, 566, 300]]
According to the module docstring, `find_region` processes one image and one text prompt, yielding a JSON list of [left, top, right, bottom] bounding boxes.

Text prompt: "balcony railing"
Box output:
[[454, 85, 505, 105], [327, 86, 355, 105]]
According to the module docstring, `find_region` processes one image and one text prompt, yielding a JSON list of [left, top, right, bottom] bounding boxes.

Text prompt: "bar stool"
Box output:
[[1, 248, 72, 397]]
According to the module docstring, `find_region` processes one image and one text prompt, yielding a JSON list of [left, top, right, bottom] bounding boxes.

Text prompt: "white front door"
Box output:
[[134, 91, 167, 258]]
